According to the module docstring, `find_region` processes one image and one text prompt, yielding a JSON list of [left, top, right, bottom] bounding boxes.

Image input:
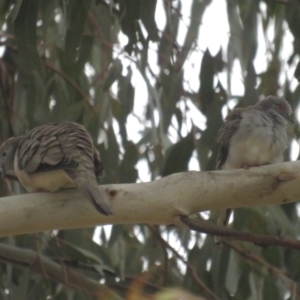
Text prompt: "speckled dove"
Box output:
[[0, 122, 114, 216], [215, 96, 293, 243]]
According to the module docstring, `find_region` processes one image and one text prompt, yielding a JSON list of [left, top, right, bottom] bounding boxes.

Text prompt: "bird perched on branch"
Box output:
[[215, 96, 294, 243], [0, 122, 114, 216]]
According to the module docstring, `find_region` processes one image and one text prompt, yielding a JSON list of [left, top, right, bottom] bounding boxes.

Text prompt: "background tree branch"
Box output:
[[0, 243, 120, 299], [181, 216, 300, 250]]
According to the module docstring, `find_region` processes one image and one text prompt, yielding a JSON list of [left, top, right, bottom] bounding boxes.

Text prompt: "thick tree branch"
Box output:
[[0, 161, 299, 237], [0, 243, 121, 299]]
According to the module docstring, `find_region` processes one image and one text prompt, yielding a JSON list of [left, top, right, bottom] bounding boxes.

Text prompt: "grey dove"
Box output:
[[0, 122, 114, 216], [214, 95, 293, 244]]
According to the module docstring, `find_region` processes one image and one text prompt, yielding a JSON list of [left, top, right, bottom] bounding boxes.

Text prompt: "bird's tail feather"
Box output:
[[80, 181, 115, 216]]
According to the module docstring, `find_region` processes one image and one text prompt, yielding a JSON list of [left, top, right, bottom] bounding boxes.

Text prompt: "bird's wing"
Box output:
[[15, 122, 113, 215], [216, 108, 243, 169], [17, 123, 79, 173]]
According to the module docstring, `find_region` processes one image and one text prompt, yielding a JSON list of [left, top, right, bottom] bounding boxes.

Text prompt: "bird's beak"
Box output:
[[287, 114, 295, 123]]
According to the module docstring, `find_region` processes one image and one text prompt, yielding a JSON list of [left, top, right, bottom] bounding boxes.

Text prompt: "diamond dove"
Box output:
[[214, 96, 293, 243], [0, 122, 114, 216]]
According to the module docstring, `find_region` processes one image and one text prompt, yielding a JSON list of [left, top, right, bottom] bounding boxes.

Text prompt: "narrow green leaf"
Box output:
[[76, 35, 94, 74], [119, 0, 140, 52], [263, 277, 281, 300], [178, 0, 211, 65], [118, 141, 138, 183], [14, 0, 44, 76], [158, 1, 180, 68], [234, 270, 251, 299], [225, 250, 240, 295], [286, 0, 300, 40], [140, 0, 158, 41], [162, 131, 194, 176], [108, 225, 124, 248], [9, 0, 23, 22], [59, 240, 104, 265], [103, 59, 122, 92], [11, 269, 29, 300], [39, 0, 54, 44], [199, 49, 214, 113], [64, 0, 91, 65], [118, 67, 134, 120], [160, 68, 183, 132]]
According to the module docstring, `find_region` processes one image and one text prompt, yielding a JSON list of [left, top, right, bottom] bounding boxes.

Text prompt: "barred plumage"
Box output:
[[0, 122, 114, 216], [214, 96, 293, 244]]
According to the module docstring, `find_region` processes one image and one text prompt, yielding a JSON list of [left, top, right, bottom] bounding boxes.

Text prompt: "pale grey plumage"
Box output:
[[214, 96, 293, 244], [0, 122, 114, 216]]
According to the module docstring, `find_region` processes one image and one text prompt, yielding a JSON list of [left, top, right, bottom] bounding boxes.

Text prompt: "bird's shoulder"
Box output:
[[17, 122, 88, 172], [217, 108, 244, 144], [216, 107, 245, 169], [26, 122, 85, 140]]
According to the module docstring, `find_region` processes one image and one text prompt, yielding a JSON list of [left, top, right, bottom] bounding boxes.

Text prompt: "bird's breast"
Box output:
[[14, 157, 75, 192], [224, 114, 288, 169]]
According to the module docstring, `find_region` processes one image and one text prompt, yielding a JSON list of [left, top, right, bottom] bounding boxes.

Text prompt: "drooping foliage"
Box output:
[[0, 0, 299, 299]]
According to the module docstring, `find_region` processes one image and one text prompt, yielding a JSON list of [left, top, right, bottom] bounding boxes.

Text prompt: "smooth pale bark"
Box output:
[[0, 161, 299, 237]]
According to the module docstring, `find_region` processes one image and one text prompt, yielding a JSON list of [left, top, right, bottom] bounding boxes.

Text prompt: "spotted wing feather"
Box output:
[[17, 123, 78, 173], [17, 122, 114, 216], [216, 108, 243, 170]]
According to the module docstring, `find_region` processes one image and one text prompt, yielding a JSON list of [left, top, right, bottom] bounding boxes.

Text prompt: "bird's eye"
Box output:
[[278, 103, 284, 110], [2, 151, 6, 157]]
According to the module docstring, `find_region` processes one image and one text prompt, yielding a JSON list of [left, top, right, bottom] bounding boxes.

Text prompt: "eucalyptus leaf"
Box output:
[[14, 0, 44, 75], [0, 0, 299, 298]]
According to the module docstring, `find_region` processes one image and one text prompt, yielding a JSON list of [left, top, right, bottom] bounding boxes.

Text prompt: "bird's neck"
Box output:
[[12, 136, 25, 150], [263, 109, 287, 127]]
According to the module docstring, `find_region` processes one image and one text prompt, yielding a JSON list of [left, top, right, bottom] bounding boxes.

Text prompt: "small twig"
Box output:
[[181, 216, 300, 251], [43, 62, 96, 113], [148, 225, 169, 285], [87, 12, 118, 56], [149, 225, 220, 300], [0, 243, 120, 299]]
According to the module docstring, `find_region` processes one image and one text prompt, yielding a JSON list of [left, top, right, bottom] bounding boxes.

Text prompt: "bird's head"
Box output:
[[0, 137, 23, 178], [258, 96, 294, 123]]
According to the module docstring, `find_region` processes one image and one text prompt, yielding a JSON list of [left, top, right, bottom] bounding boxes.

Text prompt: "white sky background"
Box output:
[[95, 0, 300, 262]]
